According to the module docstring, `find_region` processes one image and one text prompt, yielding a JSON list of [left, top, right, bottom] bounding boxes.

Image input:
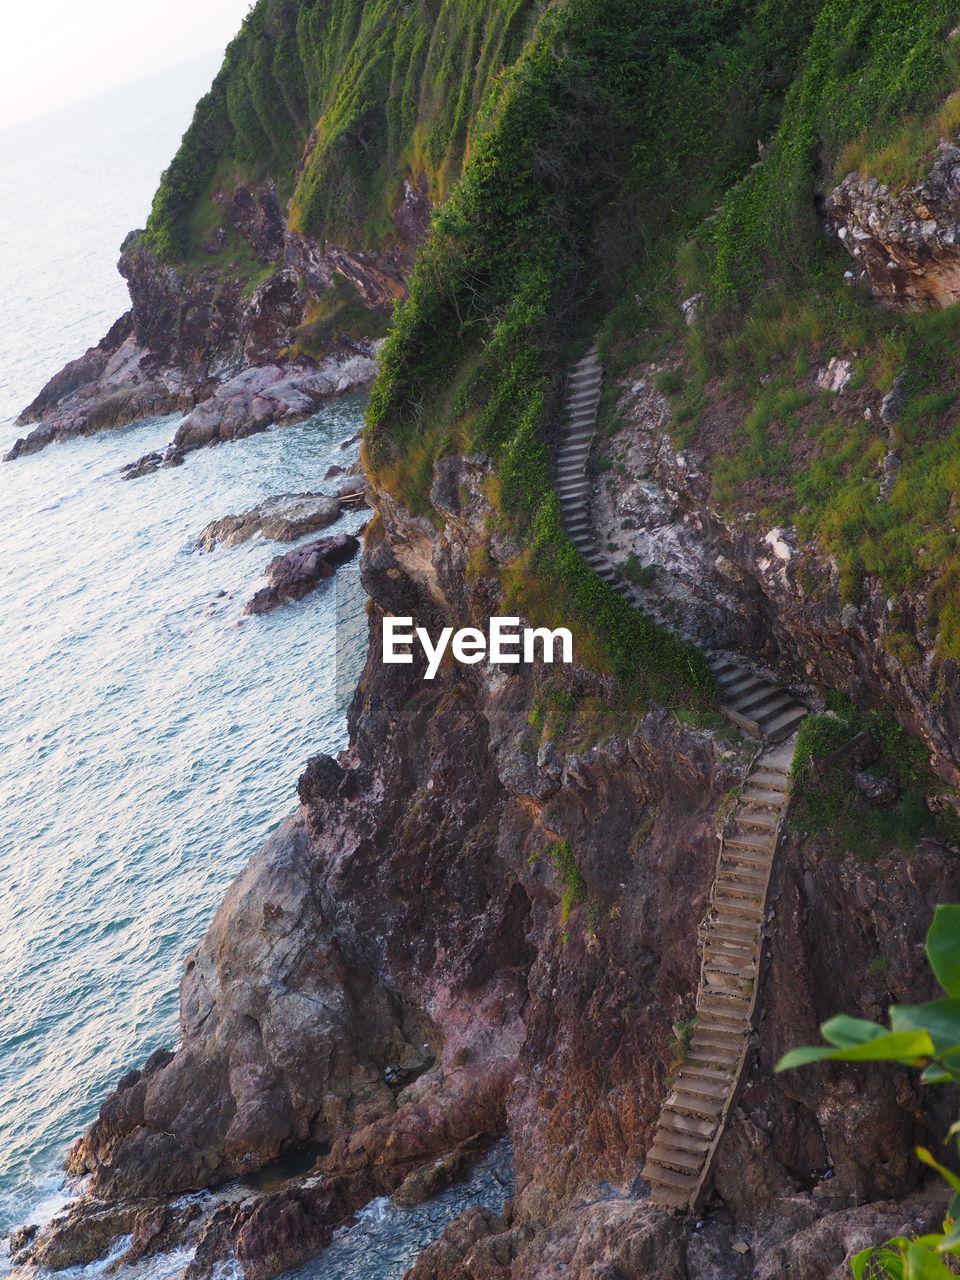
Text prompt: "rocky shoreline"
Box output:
[[3, 167, 428, 466], [7, 440, 959, 1280]]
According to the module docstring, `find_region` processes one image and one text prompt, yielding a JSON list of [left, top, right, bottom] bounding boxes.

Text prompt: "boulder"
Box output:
[[243, 533, 360, 615], [195, 493, 342, 552]]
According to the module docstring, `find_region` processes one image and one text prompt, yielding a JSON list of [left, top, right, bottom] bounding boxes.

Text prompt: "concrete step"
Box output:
[[643, 1161, 699, 1191], [667, 1090, 725, 1120], [725, 830, 777, 854], [703, 971, 753, 998], [717, 860, 768, 883], [565, 392, 600, 411], [704, 952, 757, 978], [677, 1063, 733, 1084], [736, 808, 778, 832], [703, 936, 756, 960], [752, 768, 790, 789], [695, 1015, 748, 1037], [718, 672, 766, 698], [698, 994, 752, 1023], [659, 1109, 716, 1140], [706, 925, 759, 949], [735, 687, 795, 721], [713, 891, 765, 916], [648, 1183, 692, 1210], [674, 1071, 729, 1101], [739, 785, 787, 809], [759, 706, 806, 741], [713, 888, 765, 913], [689, 1040, 741, 1065], [660, 1136, 716, 1167], [646, 1142, 703, 1173], [719, 844, 770, 867]]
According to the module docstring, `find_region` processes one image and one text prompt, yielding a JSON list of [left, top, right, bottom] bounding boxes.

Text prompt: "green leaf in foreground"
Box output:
[[927, 906, 960, 998], [890, 999, 960, 1059], [776, 1029, 935, 1072]]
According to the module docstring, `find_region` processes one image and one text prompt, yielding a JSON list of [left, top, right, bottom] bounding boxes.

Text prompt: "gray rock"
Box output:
[[880, 373, 908, 424], [194, 493, 342, 552]]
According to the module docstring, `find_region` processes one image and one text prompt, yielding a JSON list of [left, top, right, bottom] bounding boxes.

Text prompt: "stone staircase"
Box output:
[[640, 734, 796, 1210], [553, 349, 807, 1211], [554, 350, 806, 743]]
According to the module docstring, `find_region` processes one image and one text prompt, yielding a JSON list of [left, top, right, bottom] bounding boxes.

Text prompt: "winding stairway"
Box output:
[[554, 348, 807, 1212]]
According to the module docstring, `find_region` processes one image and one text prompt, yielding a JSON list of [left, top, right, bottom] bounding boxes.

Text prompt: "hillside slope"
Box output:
[[5, 0, 546, 462]]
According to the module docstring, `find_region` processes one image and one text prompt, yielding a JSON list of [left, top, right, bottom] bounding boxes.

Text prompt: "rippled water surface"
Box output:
[[0, 405, 367, 1230], [0, 51, 371, 1233]]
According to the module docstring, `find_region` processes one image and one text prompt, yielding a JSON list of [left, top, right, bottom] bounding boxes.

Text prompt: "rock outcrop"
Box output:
[[5, 170, 420, 464], [35, 440, 958, 1280], [591, 368, 960, 788], [195, 493, 345, 552], [243, 533, 360, 614], [827, 142, 960, 309]]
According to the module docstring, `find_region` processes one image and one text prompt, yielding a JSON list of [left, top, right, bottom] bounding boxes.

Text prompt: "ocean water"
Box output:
[[0, 58, 508, 1280], [0, 54, 225, 429]]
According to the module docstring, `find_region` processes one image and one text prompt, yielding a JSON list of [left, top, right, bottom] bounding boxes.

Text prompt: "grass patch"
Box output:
[[288, 273, 391, 357], [547, 838, 587, 924], [789, 691, 960, 856]]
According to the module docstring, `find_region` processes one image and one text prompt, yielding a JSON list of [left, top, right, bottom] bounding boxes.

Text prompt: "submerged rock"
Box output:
[[392, 1132, 490, 1207], [194, 493, 343, 552], [243, 532, 360, 615]]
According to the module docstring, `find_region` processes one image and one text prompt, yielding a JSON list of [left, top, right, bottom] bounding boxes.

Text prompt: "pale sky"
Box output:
[[1, 0, 255, 131]]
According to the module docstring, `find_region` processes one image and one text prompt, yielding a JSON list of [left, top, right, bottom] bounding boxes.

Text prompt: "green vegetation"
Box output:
[[288, 274, 390, 358], [779, 906, 960, 1277], [144, 0, 545, 261], [702, 0, 960, 300], [547, 839, 587, 924], [140, 0, 960, 705], [664, 1015, 700, 1087], [789, 692, 958, 856], [366, 0, 837, 710], [644, 2, 960, 659], [620, 554, 657, 589]]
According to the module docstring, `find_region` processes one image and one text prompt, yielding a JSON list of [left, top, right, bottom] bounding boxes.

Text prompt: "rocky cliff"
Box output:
[[6, 0, 544, 463], [12, 1, 960, 1277], [4, 181, 415, 463], [19, 454, 960, 1280]]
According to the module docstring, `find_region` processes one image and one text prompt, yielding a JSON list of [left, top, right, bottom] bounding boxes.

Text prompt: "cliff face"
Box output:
[[7, 0, 544, 462], [591, 370, 960, 790], [31, 467, 958, 1280], [5, 181, 417, 462]]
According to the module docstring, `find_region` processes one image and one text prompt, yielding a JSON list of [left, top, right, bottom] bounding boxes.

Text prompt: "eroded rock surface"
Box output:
[[6, 166, 421, 463], [827, 143, 960, 309]]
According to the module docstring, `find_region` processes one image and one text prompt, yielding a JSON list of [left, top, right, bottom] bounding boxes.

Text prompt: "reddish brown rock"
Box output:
[[243, 533, 360, 615]]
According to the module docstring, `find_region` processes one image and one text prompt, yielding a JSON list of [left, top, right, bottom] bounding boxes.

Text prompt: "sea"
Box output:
[[0, 57, 510, 1280]]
